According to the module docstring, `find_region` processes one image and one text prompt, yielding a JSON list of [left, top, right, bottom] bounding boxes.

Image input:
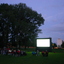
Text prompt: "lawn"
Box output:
[[0, 49, 64, 64]]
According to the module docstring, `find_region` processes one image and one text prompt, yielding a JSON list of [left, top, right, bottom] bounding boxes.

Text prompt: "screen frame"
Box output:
[[36, 38, 50, 47], [36, 38, 52, 52]]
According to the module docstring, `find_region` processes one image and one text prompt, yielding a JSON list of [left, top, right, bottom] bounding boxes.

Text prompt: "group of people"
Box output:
[[0, 47, 27, 56], [0, 47, 49, 57], [32, 50, 49, 57], [41, 50, 48, 57]]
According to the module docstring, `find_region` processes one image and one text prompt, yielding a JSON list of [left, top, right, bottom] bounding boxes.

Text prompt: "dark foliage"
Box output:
[[61, 41, 64, 48], [0, 3, 44, 48]]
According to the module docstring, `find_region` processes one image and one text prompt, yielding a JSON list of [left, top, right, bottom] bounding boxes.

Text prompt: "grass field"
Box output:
[[0, 49, 64, 64]]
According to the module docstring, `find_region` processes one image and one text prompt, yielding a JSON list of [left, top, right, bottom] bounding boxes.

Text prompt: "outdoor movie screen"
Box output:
[[36, 39, 50, 47]]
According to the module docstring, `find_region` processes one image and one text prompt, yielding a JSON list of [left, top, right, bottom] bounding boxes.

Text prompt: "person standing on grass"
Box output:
[[36, 50, 40, 56]]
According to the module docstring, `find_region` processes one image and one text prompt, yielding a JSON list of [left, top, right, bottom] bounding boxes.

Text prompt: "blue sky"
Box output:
[[0, 0, 64, 43]]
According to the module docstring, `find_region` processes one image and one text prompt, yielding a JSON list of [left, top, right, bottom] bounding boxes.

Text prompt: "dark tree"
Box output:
[[0, 3, 44, 49], [52, 43, 57, 48], [61, 41, 64, 48]]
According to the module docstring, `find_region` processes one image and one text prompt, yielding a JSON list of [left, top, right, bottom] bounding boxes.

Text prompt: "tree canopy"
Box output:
[[52, 43, 57, 49], [0, 3, 44, 48], [61, 41, 64, 48]]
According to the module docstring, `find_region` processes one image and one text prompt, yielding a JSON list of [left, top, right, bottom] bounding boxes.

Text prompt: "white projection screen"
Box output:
[[36, 39, 50, 47]]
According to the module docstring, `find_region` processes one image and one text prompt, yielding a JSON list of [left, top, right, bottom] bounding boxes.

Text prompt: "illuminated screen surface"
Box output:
[[36, 39, 50, 47]]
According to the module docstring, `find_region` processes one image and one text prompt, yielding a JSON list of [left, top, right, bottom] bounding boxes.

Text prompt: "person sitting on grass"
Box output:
[[20, 50, 24, 56], [42, 51, 45, 57], [13, 50, 16, 56], [32, 51, 36, 55], [8, 49, 12, 55], [17, 49, 21, 56], [23, 51, 27, 56], [45, 50, 48, 57], [42, 50, 48, 57]]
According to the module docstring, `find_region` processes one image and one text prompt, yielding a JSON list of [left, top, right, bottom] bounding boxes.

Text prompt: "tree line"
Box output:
[[0, 3, 44, 49]]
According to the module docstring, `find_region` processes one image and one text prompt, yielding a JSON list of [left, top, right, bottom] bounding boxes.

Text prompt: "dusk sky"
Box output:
[[0, 0, 64, 43]]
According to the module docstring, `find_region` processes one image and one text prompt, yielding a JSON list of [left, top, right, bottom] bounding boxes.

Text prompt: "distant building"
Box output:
[[57, 38, 63, 48]]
